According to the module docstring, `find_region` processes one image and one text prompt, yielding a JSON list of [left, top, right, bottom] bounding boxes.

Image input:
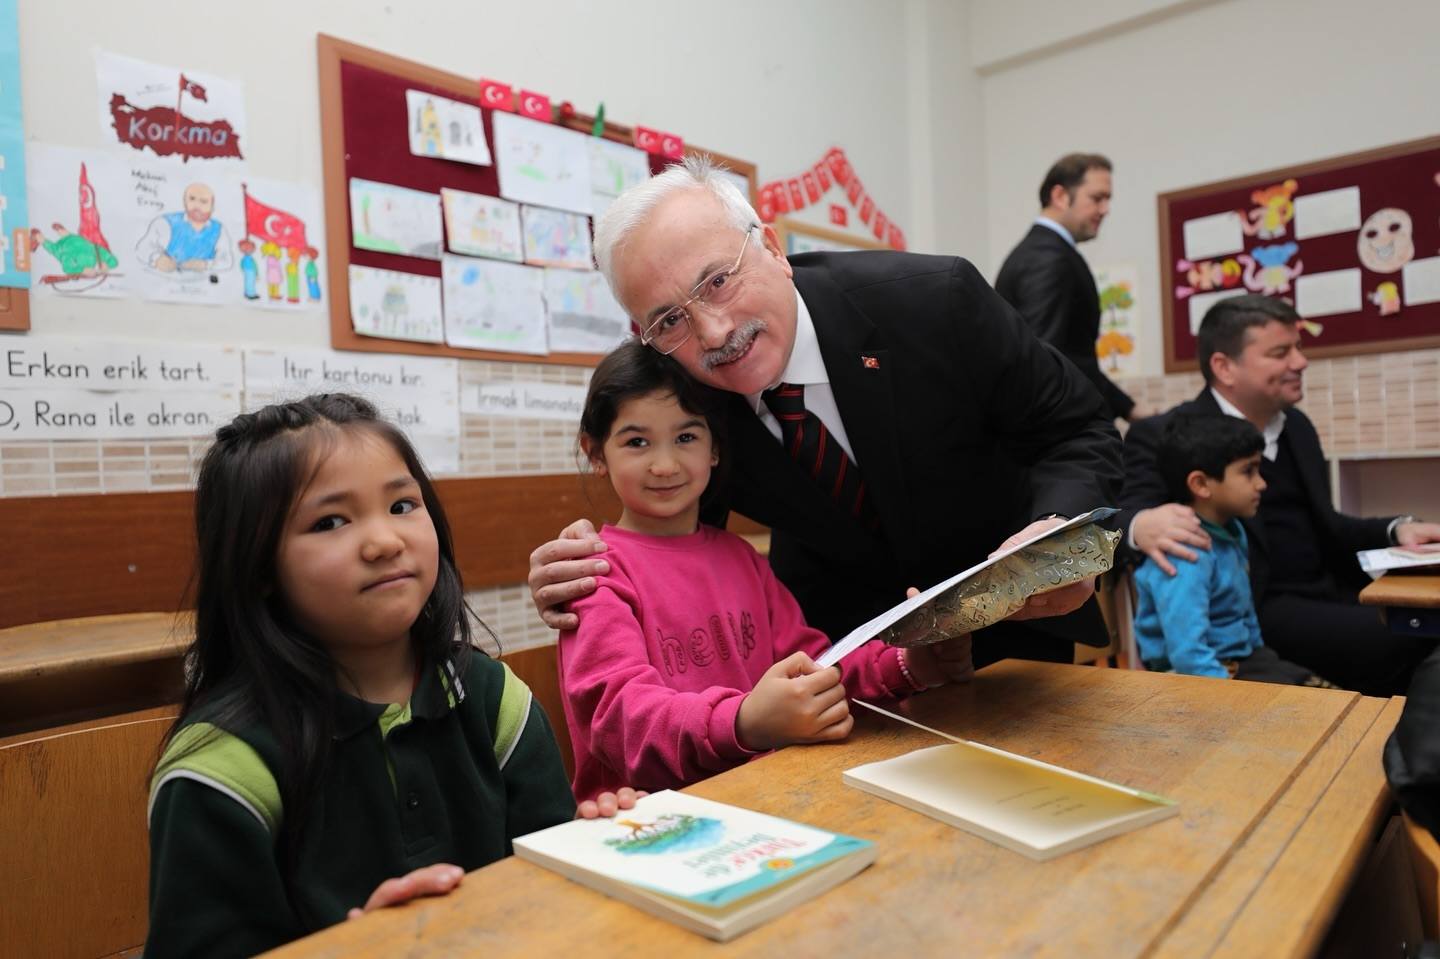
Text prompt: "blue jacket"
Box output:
[[1134, 518, 1263, 678]]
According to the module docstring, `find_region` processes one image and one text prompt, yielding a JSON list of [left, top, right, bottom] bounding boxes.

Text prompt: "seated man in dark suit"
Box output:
[[1119, 294, 1438, 694], [996, 153, 1150, 423], [528, 155, 1124, 669]]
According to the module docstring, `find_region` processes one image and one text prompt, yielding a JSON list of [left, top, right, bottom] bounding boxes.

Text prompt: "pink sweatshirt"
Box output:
[[558, 523, 913, 801]]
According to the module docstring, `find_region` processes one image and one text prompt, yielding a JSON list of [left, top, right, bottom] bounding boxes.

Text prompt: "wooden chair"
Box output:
[[500, 643, 573, 781], [1079, 568, 1142, 669], [1404, 812, 1440, 941], [0, 705, 178, 959]]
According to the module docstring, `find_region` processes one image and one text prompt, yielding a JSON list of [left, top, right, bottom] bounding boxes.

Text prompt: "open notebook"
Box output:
[[513, 791, 875, 941]]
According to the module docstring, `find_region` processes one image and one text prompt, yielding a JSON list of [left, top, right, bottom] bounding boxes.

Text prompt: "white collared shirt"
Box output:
[[746, 289, 859, 464], [1034, 216, 1078, 249], [1210, 388, 1286, 461]]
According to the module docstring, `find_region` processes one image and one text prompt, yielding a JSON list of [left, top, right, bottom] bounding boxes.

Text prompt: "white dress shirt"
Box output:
[[1210, 389, 1286, 462], [1034, 216, 1077, 250], [746, 289, 859, 464]]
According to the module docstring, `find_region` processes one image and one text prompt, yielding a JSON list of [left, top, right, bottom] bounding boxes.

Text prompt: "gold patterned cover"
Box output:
[[879, 525, 1121, 648]]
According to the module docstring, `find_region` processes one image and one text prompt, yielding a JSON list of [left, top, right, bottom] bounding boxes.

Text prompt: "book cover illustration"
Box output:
[[513, 790, 871, 909]]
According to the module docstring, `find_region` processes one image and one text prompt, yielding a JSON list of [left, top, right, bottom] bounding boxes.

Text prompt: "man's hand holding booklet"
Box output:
[[819, 508, 1121, 669]]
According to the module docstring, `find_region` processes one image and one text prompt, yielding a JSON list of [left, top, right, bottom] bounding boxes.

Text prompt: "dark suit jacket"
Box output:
[[702, 251, 1124, 643], [995, 224, 1134, 420], [1117, 389, 1393, 602]]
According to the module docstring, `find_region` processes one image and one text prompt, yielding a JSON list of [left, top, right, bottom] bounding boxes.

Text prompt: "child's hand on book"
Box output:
[[347, 863, 465, 920], [577, 786, 649, 820], [736, 652, 853, 751]]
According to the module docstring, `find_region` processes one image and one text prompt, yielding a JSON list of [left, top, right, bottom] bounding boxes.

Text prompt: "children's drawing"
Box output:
[[136, 182, 235, 275], [1174, 256, 1243, 299], [1241, 244, 1303, 295], [492, 111, 593, 215], [589, 137, 650, 216], [1239, 179, 1298, 239], [521, 205, 593, 270], [1093, 264, 1141, 378], [30, 164, 120, 293], [25, 145, 132, 298], [441, 254, 547, 355], [242, 179, 323, 310], [349, 265, 444, 344], [96, 52, 245, 164], [349, 178, 443, 260], [1370, 281, 1401, 316], [1356, 208, 1414, 274], [0, 1, 29, 290], [544, 268, 630, 353], [441, 188, 523, 261], [405, 89, 491, 167]]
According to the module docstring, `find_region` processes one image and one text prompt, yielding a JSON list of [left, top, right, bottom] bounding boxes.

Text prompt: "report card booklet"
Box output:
[[512, 791, 875, 941], [844, 738, 1178, 861]]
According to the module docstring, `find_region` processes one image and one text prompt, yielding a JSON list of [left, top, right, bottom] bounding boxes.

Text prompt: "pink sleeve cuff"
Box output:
[[707, 693, 762, 760]]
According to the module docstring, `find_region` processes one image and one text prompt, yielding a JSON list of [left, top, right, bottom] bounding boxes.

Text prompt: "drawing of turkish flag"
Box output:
[[786, 179, 804, 210], [518, 90, 551, 121], [78, 164, 111, 252], [888, 223, 905, 250], [757, 192, 777, 223], [859, 196, 874, 224], [846, 177, 863, 205], [814, 163, 832, 192], [634, 125, 663, 154], [873, 210, 888, 240], [829, 204, 847, 227], [768, 181, 791, 215], [244, 186, 307, 249], [826, 149, 850, 185], [179, 74, 208, 102], [658, 132, 684, 160], [802, 172, 821, 204], [479, 79, 515, 112]]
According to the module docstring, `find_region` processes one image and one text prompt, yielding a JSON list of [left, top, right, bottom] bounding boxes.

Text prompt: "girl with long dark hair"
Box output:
[[146, 394, 637, 957]]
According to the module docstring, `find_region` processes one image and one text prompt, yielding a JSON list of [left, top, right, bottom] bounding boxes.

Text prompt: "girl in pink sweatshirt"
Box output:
[[558, 341, 967, 801]]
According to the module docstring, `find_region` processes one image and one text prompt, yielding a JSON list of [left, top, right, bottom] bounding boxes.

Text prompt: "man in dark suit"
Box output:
[[529, 156, 1123, 668], [1120, 295, 1438, 694], [996, 154, 1146, 422]]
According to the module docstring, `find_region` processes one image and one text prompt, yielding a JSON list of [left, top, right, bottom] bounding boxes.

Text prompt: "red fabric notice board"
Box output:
[[317, 35, 757, 366], [1158, 136, 1440, 372]]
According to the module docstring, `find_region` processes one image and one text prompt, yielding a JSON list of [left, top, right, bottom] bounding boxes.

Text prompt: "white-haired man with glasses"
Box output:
[[529, 156, 1123, 668]]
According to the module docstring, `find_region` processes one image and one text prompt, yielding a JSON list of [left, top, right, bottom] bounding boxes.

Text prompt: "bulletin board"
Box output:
[[317, 35, 758, 367], [774, 218, 887, 256], [1158, 135, 1440, 373]]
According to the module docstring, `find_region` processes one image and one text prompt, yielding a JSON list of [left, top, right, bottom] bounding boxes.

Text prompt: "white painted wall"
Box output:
[[978, 0, 1440, 376], [14, 0, 936, 346]]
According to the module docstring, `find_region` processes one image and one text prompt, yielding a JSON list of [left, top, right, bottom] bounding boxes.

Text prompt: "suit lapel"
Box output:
[[791, 260, 912, 549]]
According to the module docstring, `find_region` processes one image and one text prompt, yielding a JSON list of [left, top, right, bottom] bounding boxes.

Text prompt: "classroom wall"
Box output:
[[15, 0, 939, 347], [976, 0, 1440, 378]]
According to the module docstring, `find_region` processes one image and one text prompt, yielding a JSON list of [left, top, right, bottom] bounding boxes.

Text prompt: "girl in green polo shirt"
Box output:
[[145, 394, 639, 958]]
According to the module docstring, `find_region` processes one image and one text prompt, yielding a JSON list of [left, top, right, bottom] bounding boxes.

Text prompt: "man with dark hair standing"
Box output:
[[997, 153, 1145, 422], [1119, 294, 1439, 694]]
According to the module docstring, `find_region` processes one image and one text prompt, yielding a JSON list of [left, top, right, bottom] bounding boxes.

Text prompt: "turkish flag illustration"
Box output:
[[829, 204, 847, 227], [479, 79, 515, 112], [814, 163, 832, 192], [802, 172, 821, 204], [518, 90, 551, 121], [78, 164, 112, 252], [633, 125, 663, 153], [244, 185, 308, 250], [873, 210, 888, 240]]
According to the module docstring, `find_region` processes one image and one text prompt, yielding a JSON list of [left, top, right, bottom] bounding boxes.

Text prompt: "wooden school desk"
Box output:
[[1360, 571, 1440, 639], [266, 661, 1400, 959]]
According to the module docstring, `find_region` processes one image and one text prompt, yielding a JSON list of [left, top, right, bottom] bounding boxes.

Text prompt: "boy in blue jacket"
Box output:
[[1134, 414, 1335, 686]]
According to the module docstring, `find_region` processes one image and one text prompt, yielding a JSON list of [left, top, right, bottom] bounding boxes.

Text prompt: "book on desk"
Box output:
[[513, 790, 875, 941]]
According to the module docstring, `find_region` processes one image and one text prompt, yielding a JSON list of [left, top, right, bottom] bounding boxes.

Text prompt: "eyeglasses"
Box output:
[[639, 226, 758, 355]]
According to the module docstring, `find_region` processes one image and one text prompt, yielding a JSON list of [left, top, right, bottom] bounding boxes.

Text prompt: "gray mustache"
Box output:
[[700, 319, 767, 371]]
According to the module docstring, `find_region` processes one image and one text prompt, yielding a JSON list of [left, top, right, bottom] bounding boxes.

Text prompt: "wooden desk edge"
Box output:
[[1359, 573, 1440, 608], [1211, 696, 1405, 959]]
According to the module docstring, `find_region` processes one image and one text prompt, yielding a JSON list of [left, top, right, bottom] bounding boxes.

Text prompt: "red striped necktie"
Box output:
[[762, 383, 876, 528]]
